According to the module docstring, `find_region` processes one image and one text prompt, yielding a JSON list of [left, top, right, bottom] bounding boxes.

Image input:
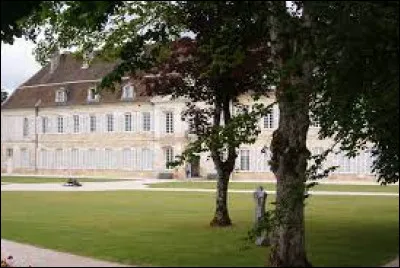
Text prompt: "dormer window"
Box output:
[[121, 84, 134, 100], [87, 87, 100, 102], [55, 88, 67, 103]]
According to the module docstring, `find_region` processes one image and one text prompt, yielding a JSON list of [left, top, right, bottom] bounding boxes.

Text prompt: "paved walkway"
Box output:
[[1, 239, 131, 267], [0, 180, 398, 196]]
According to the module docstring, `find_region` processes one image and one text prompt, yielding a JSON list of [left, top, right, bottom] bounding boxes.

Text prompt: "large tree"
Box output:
[[18, 1, 274, 227]]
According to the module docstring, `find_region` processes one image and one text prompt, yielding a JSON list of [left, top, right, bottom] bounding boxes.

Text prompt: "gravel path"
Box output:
[[1, 180, 398, 196], [1, 239, 131, 267]]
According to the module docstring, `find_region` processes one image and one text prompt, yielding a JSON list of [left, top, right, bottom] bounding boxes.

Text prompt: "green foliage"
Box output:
[[1, 90, 8, 103], [308, 1, 399, 184]]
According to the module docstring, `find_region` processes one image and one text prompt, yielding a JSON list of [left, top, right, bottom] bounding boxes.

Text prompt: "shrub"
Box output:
[[157, 173, 173, 180]]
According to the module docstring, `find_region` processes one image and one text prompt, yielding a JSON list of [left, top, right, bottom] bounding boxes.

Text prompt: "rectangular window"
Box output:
[[125, 113, 132, 131], [142, 148, 153, 170], [90, 115, 96, 132], [240, 149, 250, 171], [71, 149, 79, 169], [164, 147, 174, 169], [73, 115, 80, 133], [20, 148, 29, 168], [41, 116, 48, 134], [142, 112, 151, 131], [165, 112, 174, 133], [6, 148, 13, 157], [23, 117, 29, 136], [107, 114, 114, 132], [57, 116, 64, 133], [264, 110, 274, 129], [55, 90, 66, 103]]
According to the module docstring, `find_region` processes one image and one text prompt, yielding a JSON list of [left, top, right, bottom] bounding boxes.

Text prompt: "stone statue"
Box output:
[[253, 186, 269, 246]]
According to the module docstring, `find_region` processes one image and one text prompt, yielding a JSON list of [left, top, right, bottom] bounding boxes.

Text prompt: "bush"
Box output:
[[206, 173, 218, 180], [157, 173, 173, 180]]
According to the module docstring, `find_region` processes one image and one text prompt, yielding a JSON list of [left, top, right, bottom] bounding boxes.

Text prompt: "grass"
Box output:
[[1, 191, 398, 267], [0, 176, 131, 184], [148, 181, 400, 193]]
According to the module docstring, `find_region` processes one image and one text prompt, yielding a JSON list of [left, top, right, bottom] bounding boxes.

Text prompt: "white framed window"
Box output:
[[142, 112, 151, 131], [164, 147, 174, 169], [73, 115, 80, 133], [105, 149, 113, 169], [90, 115, 96, 132], [55, 89, 67, 103], [20, 148, 29, 168], [122, 84, 134, 100], [39, 149, 47, 169], [42, 116, 48, 134], [142, 148, 153, 170], [165, 111, 174, 133], [57, 116, 64, 133], [23, 117, 29, 136], [264, 110, 274, 129], [107, 114, 114, 132], [87, 87, 100, 102], [71, 148, 79, 169], [125, 113, 132, 131], [240, 149, 250, 171], [55, 148, 63, 169]]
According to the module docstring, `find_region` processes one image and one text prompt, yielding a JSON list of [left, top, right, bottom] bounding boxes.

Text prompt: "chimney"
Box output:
[[50, 50, 60, 74]]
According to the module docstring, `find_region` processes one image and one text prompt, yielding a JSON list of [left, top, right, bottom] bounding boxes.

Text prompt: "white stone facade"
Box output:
[[1, 92, 375, 180]]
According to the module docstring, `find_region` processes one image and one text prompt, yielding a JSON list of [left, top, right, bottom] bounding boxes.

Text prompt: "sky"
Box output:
[[1, 38, 42, 94]]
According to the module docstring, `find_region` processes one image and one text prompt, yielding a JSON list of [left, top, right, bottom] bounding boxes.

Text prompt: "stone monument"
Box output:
[[253, 186, 269, 246]]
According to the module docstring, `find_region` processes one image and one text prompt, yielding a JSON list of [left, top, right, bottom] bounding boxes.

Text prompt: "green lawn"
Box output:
[[1, 191, 398, 267], [0, 176, 130, 184], [148, 181, 400, 193]]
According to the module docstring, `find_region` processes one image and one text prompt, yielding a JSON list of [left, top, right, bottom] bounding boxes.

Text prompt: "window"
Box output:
[[125, 113, 132, 131], [71, 149, 79, 169], [6, 148, 13, 157], [23, 117, 29, 136], [165, 112, 174, 133], [142, 148, 153, 170], [55, 149, 63, 169], [57, 116, 64, 133], [107, 114, 114, 132], [122, 84, 134, 100], [87, 87, 99, 102], [264, 110, 274, 129], [164, 147, 174, 169], [90, 115, 96, 132], [142, 112, 151, 131], [73, 115, 80, 133], [55, 89, 67, 103], [42, 116, 48, 134], [240, 149, 250, 171], [20, 148, 29, 168]]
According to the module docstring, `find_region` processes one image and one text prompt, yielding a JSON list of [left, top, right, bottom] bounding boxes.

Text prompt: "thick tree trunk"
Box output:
[[268, 86, 311, 267], [210, 173, 232, 226]]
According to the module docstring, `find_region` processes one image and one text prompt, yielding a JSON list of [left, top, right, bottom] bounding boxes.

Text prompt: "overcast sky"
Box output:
[[1, 38, 42, 94]]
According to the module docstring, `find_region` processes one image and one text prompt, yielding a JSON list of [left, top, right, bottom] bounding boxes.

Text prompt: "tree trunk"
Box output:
[[268, 83, 312, 267], [210, 172, 232, 227]]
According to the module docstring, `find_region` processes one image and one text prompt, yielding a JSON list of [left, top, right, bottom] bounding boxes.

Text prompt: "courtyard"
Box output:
[[1, 177, 399, 267]]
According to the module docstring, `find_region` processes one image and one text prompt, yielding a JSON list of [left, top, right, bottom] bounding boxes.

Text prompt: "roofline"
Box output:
[[19, 77, 131, 89]]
